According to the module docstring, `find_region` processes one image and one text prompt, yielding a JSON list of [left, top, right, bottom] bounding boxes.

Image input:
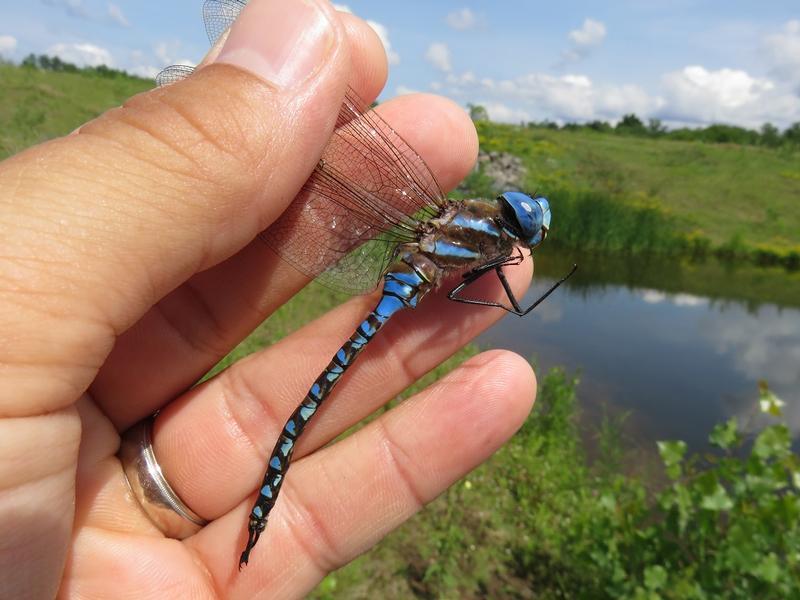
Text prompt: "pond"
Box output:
[[478, 248, 800, 449]]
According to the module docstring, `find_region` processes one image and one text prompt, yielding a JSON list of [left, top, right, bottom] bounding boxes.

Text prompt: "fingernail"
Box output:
[[215, 0, 334, 89]]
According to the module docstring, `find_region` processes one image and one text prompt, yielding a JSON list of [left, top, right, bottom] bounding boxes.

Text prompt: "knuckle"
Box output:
[[81, 66, 281, 207]]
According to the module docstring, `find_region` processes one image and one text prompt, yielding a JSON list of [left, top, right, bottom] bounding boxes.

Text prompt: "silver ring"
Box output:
[[119, 416, 208, 538]]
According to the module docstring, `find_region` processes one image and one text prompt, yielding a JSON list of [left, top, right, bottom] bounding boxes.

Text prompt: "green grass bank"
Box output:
[[0, 62, 152, 158]]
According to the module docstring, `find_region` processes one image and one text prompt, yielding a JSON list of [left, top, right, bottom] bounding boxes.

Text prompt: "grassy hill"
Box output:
[[0, 63, 153, 158], [476, 121, 800, 257]]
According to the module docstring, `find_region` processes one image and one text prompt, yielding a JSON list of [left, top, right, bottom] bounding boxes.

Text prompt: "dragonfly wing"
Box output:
[[203, 0, 247, 45], [260, 88, 447, 294], [156, 64, 195, 86]]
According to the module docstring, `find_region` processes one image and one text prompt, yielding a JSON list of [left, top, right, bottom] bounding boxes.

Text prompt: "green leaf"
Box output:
[[752, 553, 781, 583], [599, 493, 617, 512], [709, 418, 739, 449], [658, 440, 687, 479], [644, 565, 668, 590], [700, 482, 734, 511], [675, 484, 693, 534], [753, 424, 791, 460]]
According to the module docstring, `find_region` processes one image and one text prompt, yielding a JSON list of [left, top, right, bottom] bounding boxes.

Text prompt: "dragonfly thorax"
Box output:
[[408, 192, 548, 276]]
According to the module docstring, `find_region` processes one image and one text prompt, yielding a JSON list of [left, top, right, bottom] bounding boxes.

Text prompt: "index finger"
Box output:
[[0, 0, 351, 417]]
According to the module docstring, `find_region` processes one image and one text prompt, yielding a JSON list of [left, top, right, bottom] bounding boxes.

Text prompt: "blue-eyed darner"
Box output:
[[159, 0, 576, 569]]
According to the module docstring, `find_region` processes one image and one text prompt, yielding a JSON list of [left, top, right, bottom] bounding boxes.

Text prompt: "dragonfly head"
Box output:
[[498, 192, 550, 248]]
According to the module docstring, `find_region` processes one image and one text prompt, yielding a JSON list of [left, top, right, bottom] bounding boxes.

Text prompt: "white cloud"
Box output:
[[640, 289, 707, 307], [395, 85, 418, 95], [443, 69, 662, 123], [560, 18, 606, 64], [763, 20, 800, 93], [446, 8, 477, 31], [48, 42, 113, 67], [437, 61, 799, 127], [107, 3, 130, 27], [641, 290, 667, 304], [703, 305, 800, 433], [569, 18, 607, 47], [366, 20, 399, 65], [426, 42, 452, 73], [660, 65, 800, 128], [673, 294, 706, 307], [129, 65, 161, 79], [0, 35, 17, 55], [481, 101, 531, 124]]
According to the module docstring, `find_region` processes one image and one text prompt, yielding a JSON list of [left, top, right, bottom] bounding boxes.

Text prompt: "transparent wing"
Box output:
[[155, 64, 195, 86], [261, 88, 447, 294], [203, 0, 246, 44]]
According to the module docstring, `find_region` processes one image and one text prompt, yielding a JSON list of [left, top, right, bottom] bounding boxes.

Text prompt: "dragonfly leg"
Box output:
[[448, 247, 528, 311], [458, 246, 525, 280], [448, 250, 525, 312], [503, 263, 578, 316], [494, 266, 524, 313], [449, 260, 578, 316]]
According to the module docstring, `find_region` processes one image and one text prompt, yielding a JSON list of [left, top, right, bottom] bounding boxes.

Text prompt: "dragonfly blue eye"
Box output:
[[498, 192, 550, 247]]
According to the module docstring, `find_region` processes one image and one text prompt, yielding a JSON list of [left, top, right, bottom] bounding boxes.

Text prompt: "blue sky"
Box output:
[[1, 0, 799, 128]]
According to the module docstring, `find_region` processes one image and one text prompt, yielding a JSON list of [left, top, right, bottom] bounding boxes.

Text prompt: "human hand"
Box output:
[[0, 0, 536, 597]]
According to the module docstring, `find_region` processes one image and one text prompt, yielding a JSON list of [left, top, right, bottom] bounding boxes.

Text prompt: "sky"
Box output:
[[1, 0, 799, 129]]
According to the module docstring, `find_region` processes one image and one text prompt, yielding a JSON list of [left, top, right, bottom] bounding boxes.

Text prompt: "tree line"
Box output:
[[468, 104, 800, 149], [19, 53, 147, 81]]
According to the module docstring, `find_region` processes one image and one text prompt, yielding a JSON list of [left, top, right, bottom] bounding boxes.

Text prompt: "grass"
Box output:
[[0, 63, 153, 158]]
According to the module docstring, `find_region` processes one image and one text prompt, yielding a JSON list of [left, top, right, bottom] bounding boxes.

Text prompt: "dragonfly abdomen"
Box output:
[[240, 251, 439, 566]]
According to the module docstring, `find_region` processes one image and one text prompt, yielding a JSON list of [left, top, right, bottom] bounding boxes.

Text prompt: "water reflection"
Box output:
[[479, 250, 800, 448]]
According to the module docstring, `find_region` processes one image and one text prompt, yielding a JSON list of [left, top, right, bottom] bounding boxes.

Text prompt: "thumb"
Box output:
[[0, 0, 350, 415]]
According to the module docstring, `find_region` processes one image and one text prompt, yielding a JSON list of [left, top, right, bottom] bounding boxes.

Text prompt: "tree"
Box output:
[[783, 122, 800, 146], [467, 103, 489, 122], [760, 123, 781, 147], [21, 53, 37, 68], [647, 118, 667, 136], [587, 120, 612, 133], [615, 113, 646, 135]]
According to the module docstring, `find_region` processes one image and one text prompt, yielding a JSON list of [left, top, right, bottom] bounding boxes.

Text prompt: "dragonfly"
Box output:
[[158, 0, 577, 569]]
